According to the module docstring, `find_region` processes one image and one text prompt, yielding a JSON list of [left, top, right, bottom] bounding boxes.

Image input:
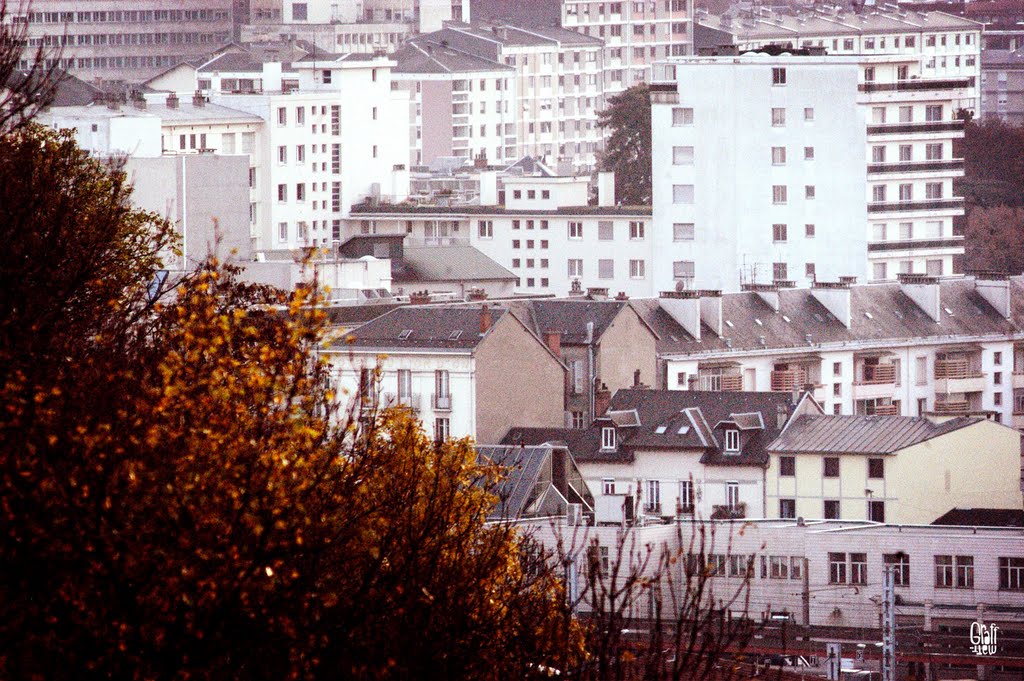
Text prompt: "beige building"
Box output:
[[767, 414, 1024, 525], [326, 305, 566, 444]]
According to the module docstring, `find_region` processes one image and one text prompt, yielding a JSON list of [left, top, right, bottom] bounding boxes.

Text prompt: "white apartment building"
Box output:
[[392, 40, 518, 167], [629, 274, 1024, 427], [650, 55, 869, 293], [415, 23, 607, 173], [701, 8, 983, 113], [347, 170, 656, 298], [651, 52, 970, 290], [13, 1, 234, 81], [561, 0, 694, 95], [250, 0, 468, 33]]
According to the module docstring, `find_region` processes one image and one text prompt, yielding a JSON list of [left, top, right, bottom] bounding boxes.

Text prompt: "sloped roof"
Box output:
[[632, 277, 1024, 357], [333, 306, 507, 350], [706, 9, 981, 40], [932, 508, 1024, 527], [769, 414, 982, 455], [46, 71, 104, 106], [514, 300, 627, 344], [500, 426, 609, 461], [477, 444, 594, 521], [395, 245, 516, 283], [394, 41, 512, 74], [198, 52, 267, 73]]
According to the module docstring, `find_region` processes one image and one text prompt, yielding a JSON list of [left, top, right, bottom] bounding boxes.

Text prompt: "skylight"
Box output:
[[448, 330, 463, 340], [398, 329, 413, 340], [655, 425, 668, 434], [677, 425, 690, 435]]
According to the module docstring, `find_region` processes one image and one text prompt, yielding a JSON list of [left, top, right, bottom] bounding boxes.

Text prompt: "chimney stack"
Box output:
[[192, 90, 205, 107], [166, 93, 179, 109], [659, 290, 702, 340], [479, 304, 493, 334], [776, 403, 788, 430], [594, 382, 611, 417], [543, 330, 561, 357], [586, 287, 609, 301], [972, 271, 1012, 319], [633, 369, 641, 387], [810, 281, 853, 328], [897, 273, 941, 322], [699, 290, 723, 337]]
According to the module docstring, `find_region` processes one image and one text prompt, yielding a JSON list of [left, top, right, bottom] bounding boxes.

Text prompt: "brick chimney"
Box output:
[[594, 382, 611, 417], [192, 90, 205, 107], [479, 304, 493, 334], [633, 369, 641, 387], [166, 93, 179, 109], [542, 330, 561, 357]]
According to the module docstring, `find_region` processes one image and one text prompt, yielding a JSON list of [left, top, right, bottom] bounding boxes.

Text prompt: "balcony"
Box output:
[[1013, 412, 1024, 431], [858, 78, 971, 93], [770, 369, 806, 392], [933, 399, 970, 415], [711, 503, 746, 520], [867, 159, 964, 175], [867, 120, 964, 136], [934, 359, 986, 394], [868, 237, 964, 253], [432, 393, 452, 411], [868, 198, 964, 213], [382, 392, 422, 411], [697, 373, 744, 392], [871, 403, 900, 416], [853, 363, 897, 401], [1013, 372, 1024, 390]]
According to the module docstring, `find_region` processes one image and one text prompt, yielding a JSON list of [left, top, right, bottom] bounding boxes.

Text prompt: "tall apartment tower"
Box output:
[[13, 1, 234, 81], [649, 55, 869, 293]]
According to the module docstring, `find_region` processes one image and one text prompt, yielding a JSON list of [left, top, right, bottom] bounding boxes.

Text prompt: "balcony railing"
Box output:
[[933, 400, 970, 414], [432, 393, 452, 411], [934, 359, 983, 380], [867, 159, 964, 175], [868, 237, 964, 252], [644, 503, 662, 515], [696, 374, 743, 392], [867, 120, 964, 135], [868, 198, 964, 213], [857, 363, 896, 385], [859, 78, 971, 93], [382, 392, 422, 411], [711, 503, 746, 520], [870, 403, 900, 416], [771, 369, 807, 392]]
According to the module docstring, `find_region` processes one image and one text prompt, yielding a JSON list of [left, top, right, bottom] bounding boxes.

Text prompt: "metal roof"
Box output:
[[769, 414, 982, 455]]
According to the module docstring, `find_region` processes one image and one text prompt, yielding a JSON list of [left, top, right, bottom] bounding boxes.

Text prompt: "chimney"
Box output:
[[776, 403, 788, 430], [659, 290, 702, 340], [543, 330, 562, 357], [594, 382, 611, 417], [479, 304, 493, 334], [633, 369, 641, 387], [615, 291, 629, 301], [743, 282, 781, 313], [586, 287, 609, 301], [166, 93, 179, 109], [597, 171, 615, 207], [568, 279, 585, 297], [473, 149, 488, 169], [897, 273, 941, 322], [810, 281, 852, 328], [699, 290, 723, 337], [192, 90, 205, 107], [973, 272, 1011, 319]]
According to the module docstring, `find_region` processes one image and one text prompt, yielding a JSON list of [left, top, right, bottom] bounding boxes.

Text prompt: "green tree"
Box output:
[[597, 84, 652, 206], [0, 123, 582, 680]]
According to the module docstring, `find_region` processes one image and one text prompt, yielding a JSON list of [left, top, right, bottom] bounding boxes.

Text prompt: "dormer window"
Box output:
[[601, 427, 616, 450], [724, 429, 740, 453]]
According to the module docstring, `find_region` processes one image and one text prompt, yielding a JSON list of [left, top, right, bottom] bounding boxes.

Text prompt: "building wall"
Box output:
[[474, 314, 566, 444], [420, 80, 455, 163], [595, 306, 658, 393], [981, 65, 1024, 126], [651, 57, 868, 293]]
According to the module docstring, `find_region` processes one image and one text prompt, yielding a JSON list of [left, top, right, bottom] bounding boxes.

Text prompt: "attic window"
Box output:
[[677, 425, 690, 435], [864, 312, 873, 319], [725, 320, 734, 328], [448, 330, 463, 340], [755, 318, 763, 326], [601, 427, 616, 451], [782, 315, 791, 323], [724, 429, 740, 452], [655, 425, 668, 434], [398, 329, 413, 340]]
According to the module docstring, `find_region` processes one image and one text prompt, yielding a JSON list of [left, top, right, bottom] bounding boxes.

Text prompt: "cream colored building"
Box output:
[[767, 414, 1024, 524]]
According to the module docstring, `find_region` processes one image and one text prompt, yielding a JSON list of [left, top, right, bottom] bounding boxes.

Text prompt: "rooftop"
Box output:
[[702, 9, 982, 40], [331, 305, 507, 351], [932, 507, 1024, 527], [769, 414, 982, 455], [396, 245, 516, 283]]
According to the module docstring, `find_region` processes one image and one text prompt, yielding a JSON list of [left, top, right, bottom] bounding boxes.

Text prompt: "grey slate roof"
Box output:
[[500, 427, 608, 460], [477, 444, 594, 521], [769, 414, 982, 455], [632, 277, 1024, 357], [513, 300, 628, 344], [333, 306, 507, 350], [394, 42, 512, 75], [198, 52, 268, 73], [932, 508, 1024, 527], [396, 245, 516, 283]]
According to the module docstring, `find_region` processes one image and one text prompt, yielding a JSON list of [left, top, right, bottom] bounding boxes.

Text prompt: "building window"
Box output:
[[779, 456, 795, 476], [805, 185, 816, 200], [772, 67, 786, 85], [673, 146, 694, 165], [478, 220, 493, 238], [434, 417, 450, 442], [926, 143, 943, 160], [779, 498, 796, 518], [277, 184, 287, 202], [772, 224, 787, 242], [925, 105, 943, 122], [899, 184, 913, 202], [771, 146, 786, 165], [673, 261, 695, 280], [804, 146, 814, 160], [772, 185, 787, 205], [723, 429, 740, 452], [726, 481, 739, 508], [672, 107, 693, 126], [868, 500, 885, 522], [823, 499, 840, 519], [673, 223, 694, 241], [568, 259, 583, 277], [770, 555, 789, 579], [602, 478, 616, 495], [872, 185, 887, 202], [1000, 557, 1024, 590], [278, 222, 288, 241], [629, 221, 645, 239], [771, 107, 786, 126], [956, 556, 974, 589], [598, 259, 614, 279], [868, 458, 884, 479], [672, 184, 694, 204], [926, 259, 943, 276], [805, 263, 815, 279], [277, 107, 287, 126], [873, 263, 888, 281], [829, 552, 847, 584], [629, 260, 645, 278], [296, 183, 306, 202], [773, 262, 787, 281], [823, 457, 839, 477], [598, 220, 614, 240], [850, 553, 868, 585], [884, 553, 910, 586], [568, 221, 583, 239], [645, 479, 661, 513], [872, 146, 886, 163], [804, 107, 814, 121], [571, 411, 585, 429], [678, 480, 694, 513]]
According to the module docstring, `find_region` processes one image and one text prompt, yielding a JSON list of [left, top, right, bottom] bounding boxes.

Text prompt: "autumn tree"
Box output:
[[1, 1, 65, 134], [961, 205, 1024, 274], [597, 83, 652, 206], [0, 123, 581, 679], [960, 117, 1024, 208]]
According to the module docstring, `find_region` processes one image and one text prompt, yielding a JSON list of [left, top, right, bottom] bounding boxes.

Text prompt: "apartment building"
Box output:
[[766, 415, 1024, 524], [392, 40, 518, 167], [504, 389, 820, 523], [325, 305, 566, 444], [982, 47, 1024, 125], [246, 0, 468, 34], [13, 1, 234, 81], [700, 8, 983, 113], [347, 169, 656, 298], [408, 22, 606, 173], [629, 274, 1024, 426], [650, 51, 970, 289], [533, 519, 1024, 636], [649, 55, 869, 293], [561, 0, 694, 95]]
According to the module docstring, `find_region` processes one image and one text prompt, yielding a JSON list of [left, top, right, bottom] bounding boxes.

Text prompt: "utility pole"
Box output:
[[882, 566, 896, 681]]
